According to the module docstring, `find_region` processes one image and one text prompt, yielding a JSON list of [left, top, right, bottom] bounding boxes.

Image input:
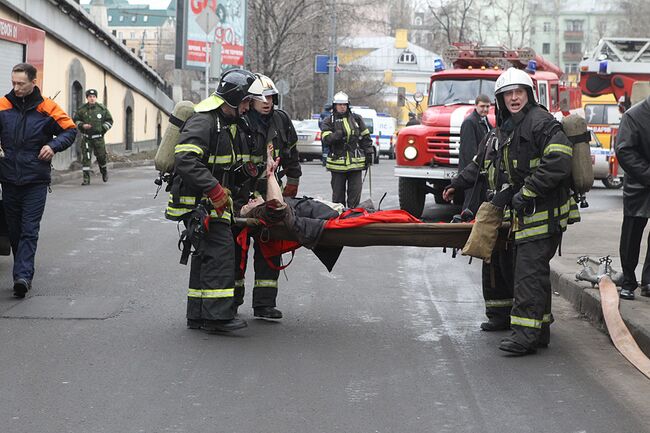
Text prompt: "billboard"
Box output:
[[176, 0, 247, 71]]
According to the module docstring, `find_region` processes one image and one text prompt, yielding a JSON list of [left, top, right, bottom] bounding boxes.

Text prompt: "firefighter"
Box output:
[[321, 91, 374, 208], [165, 69, 265, 333], [234, 74, 302, 319], [73, 89, 113, 185], [493, 68, 579, 355]]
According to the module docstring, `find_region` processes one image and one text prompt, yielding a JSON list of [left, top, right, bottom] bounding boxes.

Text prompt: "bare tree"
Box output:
[[485, 0, 530, 48], [427, 0, 477, 45], [617, 0, 650, 36]]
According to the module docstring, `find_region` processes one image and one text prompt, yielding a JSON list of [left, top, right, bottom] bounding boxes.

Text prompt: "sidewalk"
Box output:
[[550, 207, 650, 356], [50, 158, 155, 185]]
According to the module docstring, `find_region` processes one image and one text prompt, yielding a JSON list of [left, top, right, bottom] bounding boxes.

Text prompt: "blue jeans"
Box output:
[[1, 183, 48, 281]]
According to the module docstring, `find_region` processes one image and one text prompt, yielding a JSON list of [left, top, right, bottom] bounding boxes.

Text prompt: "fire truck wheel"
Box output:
[[398, 177, 425, 218], [602, 175, 623, 189]]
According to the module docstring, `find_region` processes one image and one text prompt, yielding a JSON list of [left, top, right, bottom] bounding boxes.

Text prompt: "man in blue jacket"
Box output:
[[0, 63, 77, 298]]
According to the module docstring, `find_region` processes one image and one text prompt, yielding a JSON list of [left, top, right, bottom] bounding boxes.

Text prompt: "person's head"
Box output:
[[249, 74, 278, 115], [332, 91, 349, 114], [240, 196, 265, 216], [86, 88, 98, 104], [408, 112, 416, 119], [215, 69, 265, 120], [474, 94, 491, 117], [494, 68, 536, 123], [11, 63, 37, 98]]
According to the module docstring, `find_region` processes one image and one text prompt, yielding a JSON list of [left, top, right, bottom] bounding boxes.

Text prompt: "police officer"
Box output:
[[165, 69, 265, 333], [233, 74, 302, 319], [321, 91, 373, 208], [493, 68, 579, 355], [73, 89, 113, 185]]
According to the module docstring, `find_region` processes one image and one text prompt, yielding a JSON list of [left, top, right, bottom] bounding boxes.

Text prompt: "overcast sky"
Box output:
[[80, 0, 172, 9]]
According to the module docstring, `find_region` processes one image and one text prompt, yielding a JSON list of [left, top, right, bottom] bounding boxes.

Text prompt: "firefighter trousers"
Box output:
[[509, 235, 560, 348], [619, 216, 650, 292], [232, 227, 280, 309], [481, 247, 514, 324], [186, 221, 236, 321], [331, 170, 362, 208]]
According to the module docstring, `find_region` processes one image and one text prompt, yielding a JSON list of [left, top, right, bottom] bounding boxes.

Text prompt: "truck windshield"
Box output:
[[428, 79, 496, 106]]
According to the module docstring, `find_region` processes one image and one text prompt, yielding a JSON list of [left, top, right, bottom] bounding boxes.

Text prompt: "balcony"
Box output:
[[564, 30, 584, 41], [563, 51, 583, 62]]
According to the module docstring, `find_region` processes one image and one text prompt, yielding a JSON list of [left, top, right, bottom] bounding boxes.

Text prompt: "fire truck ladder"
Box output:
[[443, 44, 562, 76]]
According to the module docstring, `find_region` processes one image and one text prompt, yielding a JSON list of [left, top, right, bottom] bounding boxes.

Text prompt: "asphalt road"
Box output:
[[0, 160, 647, 433]]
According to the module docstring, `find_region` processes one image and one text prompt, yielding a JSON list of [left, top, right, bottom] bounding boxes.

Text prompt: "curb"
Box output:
[[50, 159, 154, 185], [550, 261, 650, 356]]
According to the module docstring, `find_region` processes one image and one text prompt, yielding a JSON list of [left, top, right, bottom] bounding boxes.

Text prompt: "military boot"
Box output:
[[82, 171, 90, 185], [100, 167, 108, 183]]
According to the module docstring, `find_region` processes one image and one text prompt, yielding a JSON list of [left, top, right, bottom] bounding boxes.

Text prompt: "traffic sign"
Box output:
[[315, 55, 338, 74], [196, 7, 219, 36], [276, 79, 290, 95]]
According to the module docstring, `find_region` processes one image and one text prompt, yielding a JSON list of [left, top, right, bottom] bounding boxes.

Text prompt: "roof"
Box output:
[[339, 36, 441, 74], [106, 8, 174, 27], [533, 0, 620, 14]]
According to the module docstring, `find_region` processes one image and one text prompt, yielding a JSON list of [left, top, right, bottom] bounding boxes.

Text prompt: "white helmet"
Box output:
[[494, 67, 535, 96], [249, 74, 279, 105], [333, 91, 349, 105]]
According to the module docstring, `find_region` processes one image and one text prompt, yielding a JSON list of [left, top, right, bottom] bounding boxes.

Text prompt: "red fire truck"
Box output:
[[395, 44, 580, 217]]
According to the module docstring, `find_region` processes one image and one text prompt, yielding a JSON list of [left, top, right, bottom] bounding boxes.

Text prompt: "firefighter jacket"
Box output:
[[453, 104, 580, 243], [321, 110, 373, 172], [615, 95, 650, 218], [165, 95, 254, 224], [244, 108, 302, 192], [0, 86, 77, 185], [73, 102, 113, 138]]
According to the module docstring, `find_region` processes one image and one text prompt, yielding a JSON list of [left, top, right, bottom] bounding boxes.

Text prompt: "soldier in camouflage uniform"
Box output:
[[73, 89, 113, 185]]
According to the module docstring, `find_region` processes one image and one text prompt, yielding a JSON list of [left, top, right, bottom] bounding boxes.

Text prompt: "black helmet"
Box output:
[[215, 69, 265, 108]]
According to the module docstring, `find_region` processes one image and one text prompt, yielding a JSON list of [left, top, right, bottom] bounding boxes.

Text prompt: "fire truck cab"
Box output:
[[395, 44, 577, 218]]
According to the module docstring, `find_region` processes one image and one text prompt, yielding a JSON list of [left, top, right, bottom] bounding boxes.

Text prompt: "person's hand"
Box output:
[[38, 145, 55, 161], [282, 183, 298, 197], [442, 186, 455, 202], [365, 152, 374, 167], [331, 130, 344, 142], [511, 191, 531, 212], [208, 184, 230, 216], [83, 123, 92, 130]]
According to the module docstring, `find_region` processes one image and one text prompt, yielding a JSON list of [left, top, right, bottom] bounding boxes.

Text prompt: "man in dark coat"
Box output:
[[458, 94, 492, 213], [615, 95, 650, 300], [405, 112, 420, 126]]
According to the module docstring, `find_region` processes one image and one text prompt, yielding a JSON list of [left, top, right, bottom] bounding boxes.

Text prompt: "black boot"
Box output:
[[640, 284, 650, 297], [187, 319, 203, 329], [480, 318, 510, 331], [82, 171, 90, 185], [13, 278, 31, 298], [620, 288, 635, 300], [202, 318, 248, 333], [254, 306, 283, 319], [100, 167, 108, 183], [498, 338, 536, 356]]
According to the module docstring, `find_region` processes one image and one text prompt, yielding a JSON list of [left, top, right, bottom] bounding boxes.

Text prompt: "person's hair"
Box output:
[[12, 63, 37, 81], [475, 94, 491, 105]]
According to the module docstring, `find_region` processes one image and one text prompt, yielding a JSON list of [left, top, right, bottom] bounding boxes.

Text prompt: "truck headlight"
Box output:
[[404, 146, 418, 160]]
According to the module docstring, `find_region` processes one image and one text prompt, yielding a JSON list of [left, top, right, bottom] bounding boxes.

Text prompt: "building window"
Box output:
[[108, 15, 113, 22], [131, 15, 137, 22], [118, 31, 123, 39], [398, 50, 417, 64], [566, 42, 582, 53], [119, 15, 124, 22], [143, 16, 148, 22], [543, 22, 551, 32], [542, 43, 550, 55], [565, 63, 578, 74], [566, 20, 583, 31], [130, 32, 136, 39], [414, 16, 423, 26]]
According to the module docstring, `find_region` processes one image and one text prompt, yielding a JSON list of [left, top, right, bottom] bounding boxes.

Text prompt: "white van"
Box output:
[[351, 107, 397, 163]]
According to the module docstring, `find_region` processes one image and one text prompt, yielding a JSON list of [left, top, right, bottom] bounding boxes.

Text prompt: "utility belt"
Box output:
[[84, 134, 103, 139], [178, 202, 211, 265]]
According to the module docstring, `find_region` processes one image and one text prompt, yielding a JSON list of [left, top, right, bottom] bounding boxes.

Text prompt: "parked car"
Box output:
[[295, 119, 322, 162], [590, 130, 623, 189]]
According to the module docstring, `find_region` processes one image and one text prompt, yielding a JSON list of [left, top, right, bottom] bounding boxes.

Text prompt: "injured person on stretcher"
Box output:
[[235, 143, 503, 271]]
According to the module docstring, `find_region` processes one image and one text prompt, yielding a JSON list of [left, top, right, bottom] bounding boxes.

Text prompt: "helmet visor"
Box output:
[[244, 93, 267, 103], [496, 83, 528, 95]]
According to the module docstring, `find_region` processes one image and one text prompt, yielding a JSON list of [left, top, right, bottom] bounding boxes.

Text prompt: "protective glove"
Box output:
[[511, 191, 532, 212], [365, 152, 374, 167], [207, 184, 231, 216], [490, 185, 514, 209], [282, 183, 298, 198], [331, 130, 344, 142]]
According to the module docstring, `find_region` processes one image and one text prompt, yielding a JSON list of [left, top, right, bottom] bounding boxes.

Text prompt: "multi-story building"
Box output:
[[528, 0, 624, 78], [87, 0, 176, 74]]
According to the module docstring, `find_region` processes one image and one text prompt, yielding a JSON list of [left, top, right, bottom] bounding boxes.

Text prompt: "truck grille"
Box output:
[[427, 133, 460, 165]]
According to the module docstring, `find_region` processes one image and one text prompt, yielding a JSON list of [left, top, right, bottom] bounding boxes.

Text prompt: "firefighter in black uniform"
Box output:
[[445, 93, 514, 333], [234, 74, 302, 319], [165, 69, 265, 333], [321, 91, 373, 208], [446, 68, 580, 355]]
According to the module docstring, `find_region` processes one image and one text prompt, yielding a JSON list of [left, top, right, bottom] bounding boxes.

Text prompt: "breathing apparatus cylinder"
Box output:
[[155, 100, 195, 174], [561, 114, 593, 207]]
